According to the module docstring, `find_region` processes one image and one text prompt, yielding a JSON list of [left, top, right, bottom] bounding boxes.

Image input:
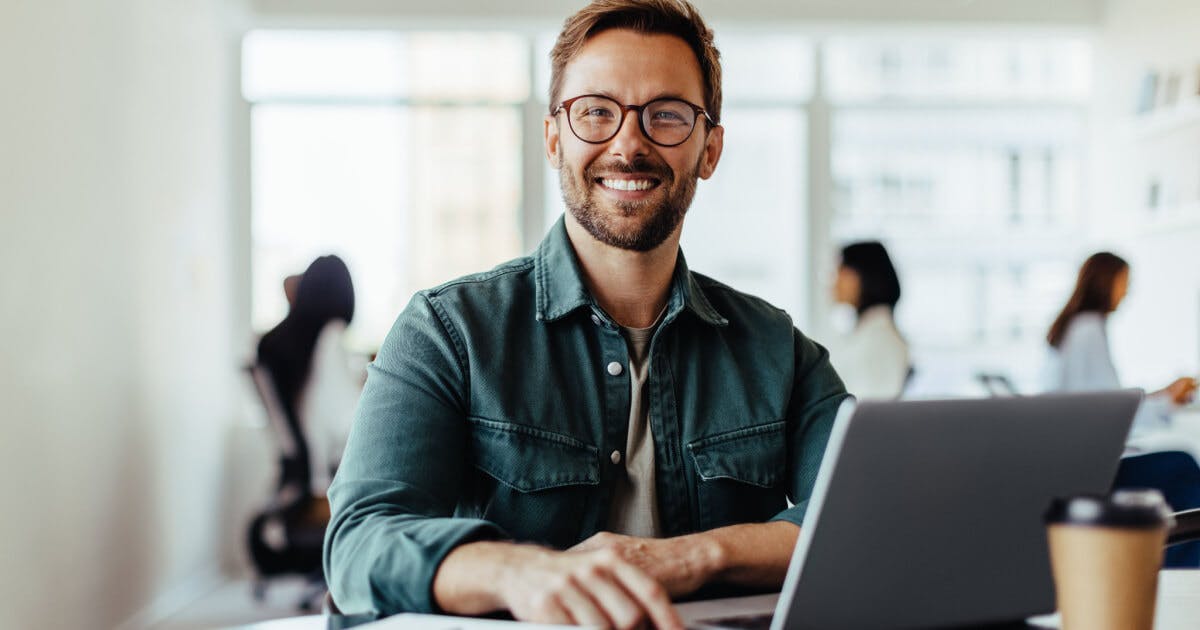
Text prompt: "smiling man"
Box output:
[[324, 2, 848, 628]]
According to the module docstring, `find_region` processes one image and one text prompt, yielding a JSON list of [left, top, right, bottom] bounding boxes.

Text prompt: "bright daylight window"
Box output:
[[244, 28, 1093, 391], [827, 35, 1093, 394], [244, 30, 526, 350]]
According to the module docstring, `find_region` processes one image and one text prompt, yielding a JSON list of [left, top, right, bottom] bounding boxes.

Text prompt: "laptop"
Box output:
[[682, 390, 1142, 630]]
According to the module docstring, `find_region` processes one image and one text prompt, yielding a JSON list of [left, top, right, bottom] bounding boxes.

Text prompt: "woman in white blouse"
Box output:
[[1045, 251, 1196, 435], [829, 241, 910, 400]]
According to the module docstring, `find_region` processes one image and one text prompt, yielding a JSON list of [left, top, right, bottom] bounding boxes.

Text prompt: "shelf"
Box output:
[[1125, 102, 1200, 142], [1134, 201, 1200, 237]]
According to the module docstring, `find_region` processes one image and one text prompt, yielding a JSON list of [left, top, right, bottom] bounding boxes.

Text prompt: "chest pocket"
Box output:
[[687, 421, 787, 530], [468, 417, 599, 546]]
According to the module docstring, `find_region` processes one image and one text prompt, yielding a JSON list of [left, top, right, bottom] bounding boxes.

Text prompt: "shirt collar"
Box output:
[[858, 304, 893, 325], [533, 215, 728, 327]]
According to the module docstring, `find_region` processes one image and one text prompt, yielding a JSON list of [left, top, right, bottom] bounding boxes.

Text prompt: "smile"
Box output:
[[597, 178, 660, 191]]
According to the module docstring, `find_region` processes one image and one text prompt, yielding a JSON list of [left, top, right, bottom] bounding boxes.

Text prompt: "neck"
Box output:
[[564, 213, 679, 329]]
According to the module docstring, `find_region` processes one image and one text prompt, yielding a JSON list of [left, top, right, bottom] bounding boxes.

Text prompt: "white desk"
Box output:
[[1024, 570, 1200, 628], [1126, 407, 1200, 457], [673, 570, 1200, 630], [236, 570, 1200, 629]]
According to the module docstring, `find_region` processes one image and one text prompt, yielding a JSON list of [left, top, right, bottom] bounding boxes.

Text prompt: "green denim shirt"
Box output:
[[324, 217, 848, 615]]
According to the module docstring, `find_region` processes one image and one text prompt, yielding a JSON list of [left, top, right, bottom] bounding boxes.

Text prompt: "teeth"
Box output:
[[601, 178, 656, 191]]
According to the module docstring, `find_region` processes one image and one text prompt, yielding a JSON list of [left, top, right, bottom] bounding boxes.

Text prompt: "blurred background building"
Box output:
[[2, 0, 1199, 628]]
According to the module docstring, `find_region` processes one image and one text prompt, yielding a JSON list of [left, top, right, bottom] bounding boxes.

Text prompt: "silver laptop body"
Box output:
[[684, 390, 1142, 630]]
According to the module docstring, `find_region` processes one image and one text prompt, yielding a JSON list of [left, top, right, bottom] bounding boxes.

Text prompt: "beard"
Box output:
[[558, 150, 700, 252]]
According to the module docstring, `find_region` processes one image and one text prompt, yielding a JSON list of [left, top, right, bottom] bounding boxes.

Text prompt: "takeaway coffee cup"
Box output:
[[1044, 490, 1175, 630]]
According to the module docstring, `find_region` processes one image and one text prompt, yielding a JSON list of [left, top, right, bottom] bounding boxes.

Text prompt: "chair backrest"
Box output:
[[976, 371, 1020, 397], [1169, 508, 1200, 546], [245, 362, 300, 459], [898, 364, 917, 398]]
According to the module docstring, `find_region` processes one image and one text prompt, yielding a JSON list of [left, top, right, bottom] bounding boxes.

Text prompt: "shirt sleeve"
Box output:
[[323, 293, 508, 615], [770, 328, 850, 527]]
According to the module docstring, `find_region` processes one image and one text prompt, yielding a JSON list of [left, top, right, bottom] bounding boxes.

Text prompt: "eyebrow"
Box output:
[[577, 89, 695, 103]]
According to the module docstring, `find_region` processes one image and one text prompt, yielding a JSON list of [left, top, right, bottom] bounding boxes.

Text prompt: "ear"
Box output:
[[544, 115, 562, 168], [697, 124, 724, 180]]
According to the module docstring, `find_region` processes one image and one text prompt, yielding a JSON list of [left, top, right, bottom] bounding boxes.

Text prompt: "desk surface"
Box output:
[[232, 569, 1200, 630]]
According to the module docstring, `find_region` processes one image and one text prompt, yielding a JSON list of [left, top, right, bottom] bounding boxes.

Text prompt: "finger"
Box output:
[[521, 591, 574, 626], [570, 536, 601, 553], [574, 564, 646, 630], [553, 578, 613, 629], [571, 531, 617, 553], [607, 560, 683, 630]]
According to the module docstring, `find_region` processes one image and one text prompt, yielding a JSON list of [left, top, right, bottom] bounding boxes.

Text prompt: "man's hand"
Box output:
[[434, 541, 683, 630], [569, 532, 724, 597], [572, 522, 801, 595], [435, 523, 799, 628]]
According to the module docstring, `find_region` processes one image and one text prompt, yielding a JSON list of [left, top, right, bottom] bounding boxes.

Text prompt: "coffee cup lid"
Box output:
[[1045, 489, 1175, 529]]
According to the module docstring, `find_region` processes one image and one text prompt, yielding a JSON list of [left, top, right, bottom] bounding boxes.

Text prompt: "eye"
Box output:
[[577, 106, 616, 119], [651, 110, 687, 123]]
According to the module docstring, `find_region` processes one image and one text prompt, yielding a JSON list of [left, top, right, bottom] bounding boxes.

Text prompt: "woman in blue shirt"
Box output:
[[1045, 251, 1196, 434]]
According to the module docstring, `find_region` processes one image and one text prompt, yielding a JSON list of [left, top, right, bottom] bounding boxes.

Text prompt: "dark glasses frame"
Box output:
[[551, 94, 716, 147]]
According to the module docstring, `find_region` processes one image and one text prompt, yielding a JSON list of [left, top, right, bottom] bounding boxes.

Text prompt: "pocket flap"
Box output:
[[687, 421, 785, 488], [469, 417, 600, 492]]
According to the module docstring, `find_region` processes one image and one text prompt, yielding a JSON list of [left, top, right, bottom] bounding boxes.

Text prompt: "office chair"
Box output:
[[1168, 507, 1200, 546], [245, 362, 330, 611], [898, 365, 917, 399], [975, 371, 1020, 397], [1115, 451, 1200, 567]]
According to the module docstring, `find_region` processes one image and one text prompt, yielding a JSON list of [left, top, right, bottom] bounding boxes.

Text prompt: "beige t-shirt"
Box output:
[[606, 320, 662, 537]]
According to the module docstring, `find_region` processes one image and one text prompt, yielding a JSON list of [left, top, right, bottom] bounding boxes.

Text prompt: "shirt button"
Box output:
[[610, 450, 622, 465], [607, 361, 623, 376], [590, 313, 602, 326]]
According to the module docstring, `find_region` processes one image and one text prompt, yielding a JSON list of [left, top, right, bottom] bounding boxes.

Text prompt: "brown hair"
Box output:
[[548, 0, 722, 123], [1046, 252, 1129, 348]]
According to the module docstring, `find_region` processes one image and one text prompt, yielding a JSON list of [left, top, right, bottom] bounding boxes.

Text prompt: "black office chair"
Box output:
[[898, 365, 917, 399], [244, 362, 330, 611], [1115, 451, 1200, 567], [975, 371, 1020, 397], [1167, 507, 1200, 546]]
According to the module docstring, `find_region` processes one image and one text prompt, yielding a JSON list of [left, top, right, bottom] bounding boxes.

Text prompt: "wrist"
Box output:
[[687, 531, 730, 583], [435, 541, 523, 615], [493, 543, 550, 609]]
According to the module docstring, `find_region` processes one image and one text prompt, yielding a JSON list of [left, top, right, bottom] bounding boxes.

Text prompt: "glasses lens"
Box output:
[[642, 99, 697, 145], [568, 96, 622, 142]]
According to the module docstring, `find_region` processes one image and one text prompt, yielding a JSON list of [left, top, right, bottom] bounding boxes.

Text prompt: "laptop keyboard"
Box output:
[[689, 612, 774, 630]]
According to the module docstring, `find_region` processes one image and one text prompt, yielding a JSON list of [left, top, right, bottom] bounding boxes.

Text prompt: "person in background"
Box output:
[[828, 241, 910, 400], [257, 254, 359, 497], [1044, 251, 1197, 435]]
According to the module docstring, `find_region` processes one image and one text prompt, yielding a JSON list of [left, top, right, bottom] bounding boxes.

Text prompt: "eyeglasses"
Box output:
[[551, 94, 715, 147]]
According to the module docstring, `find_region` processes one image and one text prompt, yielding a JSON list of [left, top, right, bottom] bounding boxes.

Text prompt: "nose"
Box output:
[[606, 107, 652, 161]]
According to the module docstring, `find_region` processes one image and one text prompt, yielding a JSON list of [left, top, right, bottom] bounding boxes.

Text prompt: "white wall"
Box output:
[[249, 0, 1104, 27], [1090, 0, 1200, 388], [0, 1, 248, 628]]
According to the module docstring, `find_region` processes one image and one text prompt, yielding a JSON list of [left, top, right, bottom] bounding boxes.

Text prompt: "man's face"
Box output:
[[545, 29, 723, 252]]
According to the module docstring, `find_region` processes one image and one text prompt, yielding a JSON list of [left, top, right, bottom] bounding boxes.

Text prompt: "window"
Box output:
[[243, 28, 1094, 390], [244, 31, 527, 350], [827, 35, 1093, 394]]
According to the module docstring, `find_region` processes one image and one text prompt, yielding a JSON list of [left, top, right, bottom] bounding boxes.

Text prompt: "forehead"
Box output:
[[560, 28, 705, 104]]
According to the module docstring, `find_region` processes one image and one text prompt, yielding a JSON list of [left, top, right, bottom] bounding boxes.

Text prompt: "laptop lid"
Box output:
[[773, 390, 1142, 630]]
